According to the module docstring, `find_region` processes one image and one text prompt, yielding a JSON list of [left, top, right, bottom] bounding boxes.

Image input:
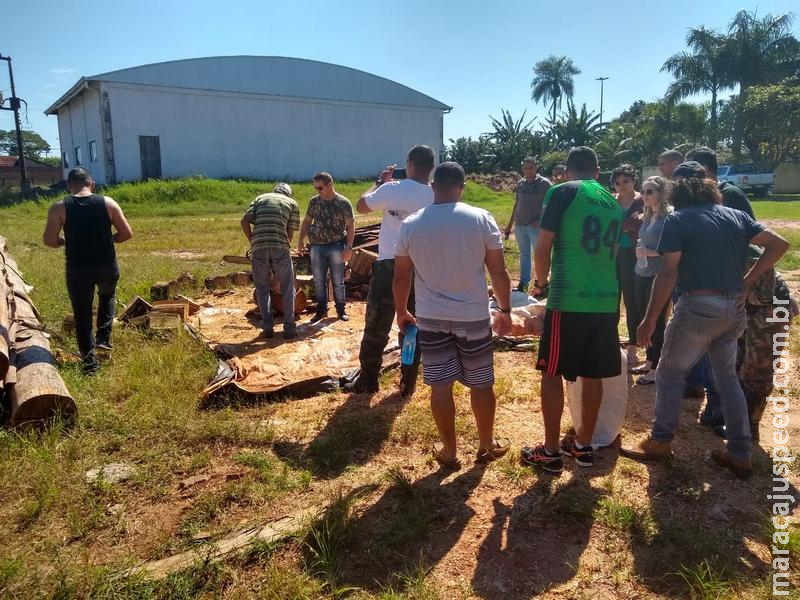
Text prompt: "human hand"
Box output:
[[736, 285, 751, 311], [343, 248, 353, 263], [492, 312, 512, 336], [380, 165, 396, 183], [636, 319, 655, 348], [396, 309, 417, 333]]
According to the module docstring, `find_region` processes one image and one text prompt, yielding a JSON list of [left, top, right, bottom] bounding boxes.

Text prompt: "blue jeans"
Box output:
[[251, 246, 295, 333], [515, 224, 539, 285], [692, 355, 722, 423], [311, 241, 346, 313], [652, 295, 750, 460]]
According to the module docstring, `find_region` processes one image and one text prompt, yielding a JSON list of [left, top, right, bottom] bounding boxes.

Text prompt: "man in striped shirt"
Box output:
[[241, 183, 301, 339]]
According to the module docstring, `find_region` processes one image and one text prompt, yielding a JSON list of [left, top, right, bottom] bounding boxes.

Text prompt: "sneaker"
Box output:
[[515, 282, 529, 293], [337, 311, 349, 322], [520, 443, 563, 474], [560, 439, 594, 467], [619, 436, 673, 461], [261, 327, 275, 339], [629, 361, 651, 375], [343, 376, 379, 394], [310, 310, 327, 323], [711, 449, 753, 479], [283, 328, 297, 340], [636, 370, 656, 385]]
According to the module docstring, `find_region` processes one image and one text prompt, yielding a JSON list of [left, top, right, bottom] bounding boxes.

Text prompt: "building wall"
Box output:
[[56, 84, 106, 183], [100, 83, 443, 182], [774, 162, 800, 194]]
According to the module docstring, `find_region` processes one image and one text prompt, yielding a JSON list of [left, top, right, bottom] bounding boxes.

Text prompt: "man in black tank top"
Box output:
[[43, 168, 133, 373]]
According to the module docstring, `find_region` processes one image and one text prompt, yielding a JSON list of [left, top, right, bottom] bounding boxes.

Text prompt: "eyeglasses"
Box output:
[[643, 188, 657, 195]]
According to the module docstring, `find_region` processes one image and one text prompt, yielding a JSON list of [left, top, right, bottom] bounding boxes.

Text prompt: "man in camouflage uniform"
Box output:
[[713, 250, 798, 441]]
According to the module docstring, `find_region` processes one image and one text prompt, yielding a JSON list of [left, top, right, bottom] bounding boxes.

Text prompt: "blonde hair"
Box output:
[[641, 176, 674, 221]]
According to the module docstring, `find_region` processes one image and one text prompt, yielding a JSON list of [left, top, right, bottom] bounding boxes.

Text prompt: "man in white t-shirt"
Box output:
[[343, 145, 435, 396], [394, 161, 513, 468]]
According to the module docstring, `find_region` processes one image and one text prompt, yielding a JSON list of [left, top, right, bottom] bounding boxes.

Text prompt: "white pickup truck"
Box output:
[[717, 165, 773, 195]]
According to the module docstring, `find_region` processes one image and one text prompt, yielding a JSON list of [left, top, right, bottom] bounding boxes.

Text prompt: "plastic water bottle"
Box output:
[[636, 241, 648, 271], [401, 325, 417, 366]]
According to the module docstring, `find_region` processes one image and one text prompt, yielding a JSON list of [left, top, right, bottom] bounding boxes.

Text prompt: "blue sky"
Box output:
[[2, 0, 798, 156]]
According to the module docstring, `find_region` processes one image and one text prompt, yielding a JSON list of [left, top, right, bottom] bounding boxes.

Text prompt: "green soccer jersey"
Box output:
[[539, 180, 623, 313]]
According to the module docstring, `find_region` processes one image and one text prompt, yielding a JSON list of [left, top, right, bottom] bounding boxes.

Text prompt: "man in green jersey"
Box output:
[[521, 147, 623, 474]]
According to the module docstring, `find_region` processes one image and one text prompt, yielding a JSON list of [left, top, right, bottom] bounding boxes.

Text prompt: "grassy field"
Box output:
[[0, 178, 798, 599]]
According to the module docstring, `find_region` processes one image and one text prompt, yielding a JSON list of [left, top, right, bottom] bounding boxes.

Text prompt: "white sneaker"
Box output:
[[636, 370, 657, 385]]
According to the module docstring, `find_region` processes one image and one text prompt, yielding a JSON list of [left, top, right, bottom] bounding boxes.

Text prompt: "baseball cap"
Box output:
[[672, 161, 706, 179], [273, 182, 293, 197]]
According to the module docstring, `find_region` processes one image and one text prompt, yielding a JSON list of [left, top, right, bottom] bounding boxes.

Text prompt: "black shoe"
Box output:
[[283, 329, 297, 340], [399, 364, 418, 398], [337, 311, 349, 322], [343, 376, 378, 394], [82, 361, 100, 376], [261, 327, 275, 339], [96, 341, 113, 351], [310, 310, 327, 323], [712, 425, 727, 439], [560, 438, 594, 467], [515, 282, 528, 293]]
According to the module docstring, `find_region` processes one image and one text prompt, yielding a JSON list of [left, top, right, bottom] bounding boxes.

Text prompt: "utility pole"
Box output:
[[0, 54, 31, 194], [596, 76, 609, 126]]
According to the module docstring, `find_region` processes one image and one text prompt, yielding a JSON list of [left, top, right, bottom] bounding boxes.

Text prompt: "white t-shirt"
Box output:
[[395, 202, 504, 321], [363, 179, 433, 260]]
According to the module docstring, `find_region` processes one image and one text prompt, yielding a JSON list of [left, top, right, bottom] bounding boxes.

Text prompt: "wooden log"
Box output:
[[0, 237, 75, 426], [175, 272, 197, 289], [227, 271, 253, 287], [349, 249, 377, 278], [204, 275, 230, 290], [150, 281, 175, 301], [223, 255, 250, 265]]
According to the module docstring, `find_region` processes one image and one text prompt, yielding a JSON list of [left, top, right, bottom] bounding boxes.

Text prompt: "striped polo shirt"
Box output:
[[245, 192, 301, 251]]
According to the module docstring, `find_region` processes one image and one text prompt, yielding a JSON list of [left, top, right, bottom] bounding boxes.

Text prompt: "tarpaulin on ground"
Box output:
[[188, 289, 399, 398]]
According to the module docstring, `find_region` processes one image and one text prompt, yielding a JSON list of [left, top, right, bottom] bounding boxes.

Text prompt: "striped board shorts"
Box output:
[[416, 317, 494, 388]]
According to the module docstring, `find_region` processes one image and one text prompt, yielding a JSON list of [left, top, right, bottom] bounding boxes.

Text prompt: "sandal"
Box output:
[[476, 437, 510, 463], [629, 362, 651, 375], [432, 442, 461, 471]]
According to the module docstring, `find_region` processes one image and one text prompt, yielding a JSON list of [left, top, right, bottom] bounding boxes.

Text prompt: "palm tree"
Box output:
[[531, 56, 581, 123], [547, 102, 604, 149], [485, 109, 536, 170], [661, 26, 732, 150], [725, 10, 800, 160]]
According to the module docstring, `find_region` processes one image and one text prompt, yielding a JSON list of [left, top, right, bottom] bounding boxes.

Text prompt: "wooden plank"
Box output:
[[125, 507, 318, 581], [174, 295, 202, 316], [149, 303, 188, 321], [148, 311, 182, 330], [222, 255, 250, 265], [119, 296, 152, 322]]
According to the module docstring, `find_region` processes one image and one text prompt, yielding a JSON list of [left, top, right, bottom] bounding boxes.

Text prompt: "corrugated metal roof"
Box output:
[[45, 56, 451, 115]]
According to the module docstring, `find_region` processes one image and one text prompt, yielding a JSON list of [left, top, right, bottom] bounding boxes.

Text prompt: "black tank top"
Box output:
[[64, 194, 117, 267]]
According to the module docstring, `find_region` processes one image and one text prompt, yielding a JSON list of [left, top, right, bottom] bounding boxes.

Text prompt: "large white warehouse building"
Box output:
[[45, 56, 451, 184]]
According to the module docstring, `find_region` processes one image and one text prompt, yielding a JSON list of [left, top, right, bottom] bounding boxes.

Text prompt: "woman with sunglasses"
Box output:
[[631, 176, 673, 384], [611, 164, 644, 365]]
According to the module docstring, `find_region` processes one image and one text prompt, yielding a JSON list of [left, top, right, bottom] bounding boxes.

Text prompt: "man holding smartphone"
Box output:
[[344, 145, 435, 396]]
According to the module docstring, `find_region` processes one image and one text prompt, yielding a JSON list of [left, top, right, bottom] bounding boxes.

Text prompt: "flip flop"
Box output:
[[432, 442, 461, 470], [476, 437, 511, 463]]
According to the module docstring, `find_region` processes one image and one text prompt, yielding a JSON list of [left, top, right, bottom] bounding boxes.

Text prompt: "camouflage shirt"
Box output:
[[307, 193, 354, 245]]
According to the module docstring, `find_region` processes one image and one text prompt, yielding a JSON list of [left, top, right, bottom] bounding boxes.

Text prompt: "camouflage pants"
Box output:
[[737, 303, 783, 427], [356, 259, 420, 386]]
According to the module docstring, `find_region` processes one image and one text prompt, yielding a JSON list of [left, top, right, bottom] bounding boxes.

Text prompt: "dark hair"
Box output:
[[407, 145, 435, 172], [611, 163, 636, 184], [67, 168, 92, 186], [658, 150, 684, 163], [685, 147, 718, 176], [521, 156, 538, 165], [312, 171, 333, 184], [433, 161, 465, 188], [552, 164, 566, 172], [566, 146, 598, 176], [670, 177, 722, 210]]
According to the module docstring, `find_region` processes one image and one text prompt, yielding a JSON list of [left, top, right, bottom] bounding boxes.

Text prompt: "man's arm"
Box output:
[[240, 212, 253, 242], [393, 254, 416, 332], [43, 202, 66, 248], [485, 248, 512, 336], [357, 165, 395, 213], [504, 196, 519, 238], [296, 215, 312, 253], [344, 218, 355, 262], [107, 198, 133, 244], [743, 229, 789, 289], [637, 251, 680, 347]]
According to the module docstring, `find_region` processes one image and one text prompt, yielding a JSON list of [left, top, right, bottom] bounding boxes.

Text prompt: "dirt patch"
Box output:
[[152, 250, 208, 261], [762, 219, 800, 231], [468, 171, 520, 192]]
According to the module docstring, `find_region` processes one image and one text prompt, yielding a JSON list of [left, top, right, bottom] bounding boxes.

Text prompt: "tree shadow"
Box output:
[[339, 463, 488, 592], [273, 389, 409, 479]]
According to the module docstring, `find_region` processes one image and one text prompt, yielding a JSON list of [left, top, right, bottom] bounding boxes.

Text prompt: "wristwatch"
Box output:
[[497, 306, 511, 313]]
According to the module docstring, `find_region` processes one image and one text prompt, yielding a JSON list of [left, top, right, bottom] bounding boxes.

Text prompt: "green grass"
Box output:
[[751, 197, 800, 221]]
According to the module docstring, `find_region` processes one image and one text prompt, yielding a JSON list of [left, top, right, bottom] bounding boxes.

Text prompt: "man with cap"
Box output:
[[623, 161, 789, 478], [241, 182, 301, 339]]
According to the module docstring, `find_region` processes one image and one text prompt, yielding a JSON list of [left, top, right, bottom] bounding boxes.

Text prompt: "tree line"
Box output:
[[447, 9, 800, 174]]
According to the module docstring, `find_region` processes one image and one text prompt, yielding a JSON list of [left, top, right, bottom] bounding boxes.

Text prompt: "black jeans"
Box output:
[[66, 263, 119, 368], [357, 259, 420, 384], [617, 246, 639, 345], [634, 274, 668, 367]]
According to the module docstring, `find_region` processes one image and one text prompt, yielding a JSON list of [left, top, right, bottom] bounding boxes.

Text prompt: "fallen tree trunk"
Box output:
[[0, 237, 75, 426]]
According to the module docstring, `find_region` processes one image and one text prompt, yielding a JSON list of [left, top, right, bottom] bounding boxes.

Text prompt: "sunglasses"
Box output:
[[643, 188, 657, 195], [313, 185, 325, 192]]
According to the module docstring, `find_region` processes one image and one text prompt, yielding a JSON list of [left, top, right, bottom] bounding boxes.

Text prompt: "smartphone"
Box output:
[[392, 168, 407, 180]]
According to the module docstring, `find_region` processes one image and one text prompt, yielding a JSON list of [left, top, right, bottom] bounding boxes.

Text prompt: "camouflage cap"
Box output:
[[273, 182, 293, 197]]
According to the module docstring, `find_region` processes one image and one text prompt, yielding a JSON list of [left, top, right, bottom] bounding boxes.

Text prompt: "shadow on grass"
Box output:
[[339, 463, 488, 592], [273, 390, 409, 479]]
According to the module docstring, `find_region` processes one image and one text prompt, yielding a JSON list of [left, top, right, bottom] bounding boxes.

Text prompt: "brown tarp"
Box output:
[[189, 289, 399, 398]]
